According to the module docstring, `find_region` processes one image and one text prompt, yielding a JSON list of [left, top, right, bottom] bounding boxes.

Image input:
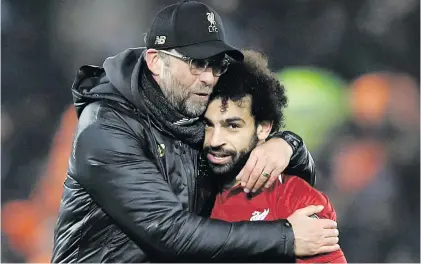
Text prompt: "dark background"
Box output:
[[2, 0, 420, 262]]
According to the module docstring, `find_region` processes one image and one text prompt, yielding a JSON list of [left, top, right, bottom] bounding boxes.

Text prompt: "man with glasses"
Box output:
[[159, 49, 230, 76], [51, 1, 337, 263]]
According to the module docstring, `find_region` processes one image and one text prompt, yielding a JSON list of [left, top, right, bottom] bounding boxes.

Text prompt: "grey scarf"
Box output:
[[139, 69, 205, 146]]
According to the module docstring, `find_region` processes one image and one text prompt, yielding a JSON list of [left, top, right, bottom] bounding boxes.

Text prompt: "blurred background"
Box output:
[[1, 0, 419, 262]]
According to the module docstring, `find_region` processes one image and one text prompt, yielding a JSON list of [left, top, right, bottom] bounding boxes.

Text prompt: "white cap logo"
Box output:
[[155, 36, 166, 45], [206, 12, 218, 33]]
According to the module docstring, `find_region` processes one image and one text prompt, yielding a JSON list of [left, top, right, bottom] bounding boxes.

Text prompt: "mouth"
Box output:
[[207, 152, 232, 165], [194, 93, 210, 98]]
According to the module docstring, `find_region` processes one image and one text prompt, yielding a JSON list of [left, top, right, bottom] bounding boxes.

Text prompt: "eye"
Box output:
[[228, 123, 240, 129], [191, 59, 208, 69]]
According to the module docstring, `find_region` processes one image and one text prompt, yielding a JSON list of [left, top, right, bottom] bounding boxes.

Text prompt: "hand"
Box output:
[[235, 138, 293, 193], [287, 205, 340, 257]]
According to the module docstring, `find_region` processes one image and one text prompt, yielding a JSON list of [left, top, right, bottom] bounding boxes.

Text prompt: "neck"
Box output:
[[229, 179, 242, 188], [220, 175, 241, 190], [215, 155, 248, 190]]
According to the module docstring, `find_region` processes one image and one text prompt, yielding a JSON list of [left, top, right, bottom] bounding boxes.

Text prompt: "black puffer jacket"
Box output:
[[51, 48, 316, 263]]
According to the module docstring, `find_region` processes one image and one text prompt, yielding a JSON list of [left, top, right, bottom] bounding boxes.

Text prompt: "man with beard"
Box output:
[[206, 50, 346, 263], [51, 1, 338, 263]]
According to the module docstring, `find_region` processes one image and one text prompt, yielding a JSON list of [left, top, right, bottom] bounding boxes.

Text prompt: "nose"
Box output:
[[199, 68, 217, 87], [208, 127, 226, 148]]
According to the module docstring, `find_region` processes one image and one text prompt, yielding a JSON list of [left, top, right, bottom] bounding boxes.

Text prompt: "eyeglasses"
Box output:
[[159, 50, 230, 77]]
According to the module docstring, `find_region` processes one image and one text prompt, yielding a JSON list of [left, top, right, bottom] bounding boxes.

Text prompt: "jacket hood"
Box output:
[[71, 47, 148, 118]]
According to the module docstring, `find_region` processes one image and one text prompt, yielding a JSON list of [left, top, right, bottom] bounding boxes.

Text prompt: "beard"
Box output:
[[158, 63, 211, 117], [203, 134, 259, 180]]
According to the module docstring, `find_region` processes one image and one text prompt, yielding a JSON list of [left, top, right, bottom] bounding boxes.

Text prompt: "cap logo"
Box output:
[[206, 12, 218, 33], [155, 36, 166, 45]]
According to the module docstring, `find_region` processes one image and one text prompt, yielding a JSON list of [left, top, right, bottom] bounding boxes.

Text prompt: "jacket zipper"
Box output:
[[134, 109, 198, 212], [179, 142, 197, 213], [136, 111, 170, 182], [192, 148, 198, 213]]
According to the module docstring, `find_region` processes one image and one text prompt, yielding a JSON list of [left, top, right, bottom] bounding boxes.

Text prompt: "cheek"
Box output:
[[172, 64, 197, 87], [236, 130, 255, 151], [182, 73, 198, 88], [203, 129, 212, 147], [225, 134, 245, 152]]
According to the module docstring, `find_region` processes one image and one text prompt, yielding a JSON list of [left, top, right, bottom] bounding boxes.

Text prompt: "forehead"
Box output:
[[205, 96, 252, 121]]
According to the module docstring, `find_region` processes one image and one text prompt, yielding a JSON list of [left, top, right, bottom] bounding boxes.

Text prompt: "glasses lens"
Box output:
[[189, 58, 230, 76], [190, 59, 208, 74], [212, 59, 230, 77]]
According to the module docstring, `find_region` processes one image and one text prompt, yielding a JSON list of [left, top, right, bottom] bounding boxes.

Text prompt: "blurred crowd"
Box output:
[[1, 0, 420, 262]]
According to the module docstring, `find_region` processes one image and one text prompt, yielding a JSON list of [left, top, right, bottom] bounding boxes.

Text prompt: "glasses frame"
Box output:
[[158, 49, 230, 77]]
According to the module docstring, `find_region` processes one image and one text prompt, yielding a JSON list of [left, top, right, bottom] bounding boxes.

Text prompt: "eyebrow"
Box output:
[[203, 116, 246, 125], [224, 117, 245, 124]]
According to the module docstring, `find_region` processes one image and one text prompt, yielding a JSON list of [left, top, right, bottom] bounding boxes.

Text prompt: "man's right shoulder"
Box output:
[[80, 100, 138, 121], [76, 101, 148, 143]]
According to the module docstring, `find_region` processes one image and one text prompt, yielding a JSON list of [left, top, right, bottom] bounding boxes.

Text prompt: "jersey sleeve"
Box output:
[[278, 176, 347, 263]]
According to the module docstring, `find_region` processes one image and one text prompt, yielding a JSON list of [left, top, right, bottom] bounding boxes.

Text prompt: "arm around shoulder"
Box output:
[[73, 110, 296, 261], [269, 131, 316, 186]]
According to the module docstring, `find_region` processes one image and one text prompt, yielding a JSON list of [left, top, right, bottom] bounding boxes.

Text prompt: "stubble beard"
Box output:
[[206, 134, 259, 176], [159, 64, 210, 118]]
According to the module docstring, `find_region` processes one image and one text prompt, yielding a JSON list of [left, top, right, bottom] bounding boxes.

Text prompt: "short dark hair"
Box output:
[[209, 50, 288, 134]]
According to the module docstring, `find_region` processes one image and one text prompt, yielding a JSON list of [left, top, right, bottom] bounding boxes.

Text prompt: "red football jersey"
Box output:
[[211, 175, 346, 263]]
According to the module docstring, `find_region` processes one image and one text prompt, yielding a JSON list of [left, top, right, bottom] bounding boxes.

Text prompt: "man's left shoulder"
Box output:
[[282, 175, 317, 194], [283, 175, 336, 219]]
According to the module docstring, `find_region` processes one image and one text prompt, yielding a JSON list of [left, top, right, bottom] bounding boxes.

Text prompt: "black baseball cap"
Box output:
[[145, 0, 244, 61]]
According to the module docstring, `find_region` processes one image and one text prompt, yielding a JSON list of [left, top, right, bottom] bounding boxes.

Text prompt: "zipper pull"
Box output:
[[180, 142, 186, 154]]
